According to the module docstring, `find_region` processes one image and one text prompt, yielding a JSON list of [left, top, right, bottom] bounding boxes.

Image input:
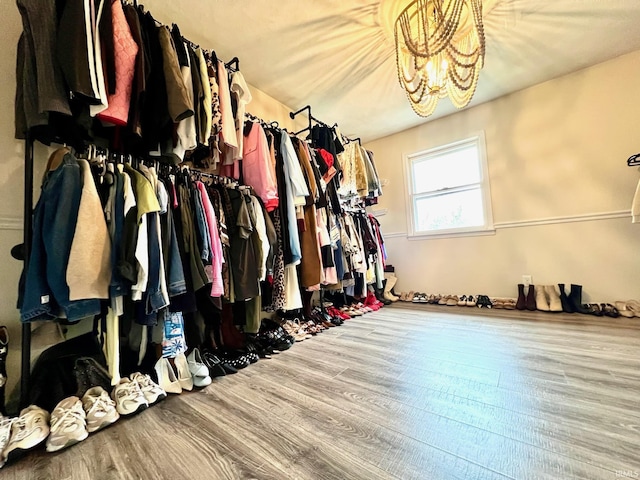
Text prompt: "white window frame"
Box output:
[[404, 133, 495, 239]]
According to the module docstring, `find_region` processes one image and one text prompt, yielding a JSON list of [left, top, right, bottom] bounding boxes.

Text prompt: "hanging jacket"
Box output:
[[15, 0, 71, 139], [157, 26, 193, 123], [20, 151, 101, 323]]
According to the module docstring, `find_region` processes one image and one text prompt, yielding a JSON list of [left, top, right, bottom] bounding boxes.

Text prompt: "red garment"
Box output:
[[318, 148, 337, 182], [97, 0, 138, 126]]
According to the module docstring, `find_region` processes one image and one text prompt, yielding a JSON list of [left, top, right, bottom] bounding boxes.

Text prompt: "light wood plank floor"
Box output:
[[4, 304, 640, 480]]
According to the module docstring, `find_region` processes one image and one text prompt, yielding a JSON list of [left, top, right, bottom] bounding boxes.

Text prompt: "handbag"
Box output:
[[28, 317, 109, 412]]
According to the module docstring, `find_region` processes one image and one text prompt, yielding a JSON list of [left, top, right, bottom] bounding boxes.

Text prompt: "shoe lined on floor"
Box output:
[[545, 285, 563, 312], [130, 372, 167, 405], [614, 301, 636, 318], [185, 349, 212, 388], [82, 387, 119, 433], [154, 358, 182, 394], [111, 378, 149, 415], [446, 295, 459, 306], [0, 417, 15, 468], [174, 353, 194, 391], [465, 295, 477, 307], [46, 396, 88, 452], [624, 299, 640, 317], [502, 298, 517, 310], [492, 298, 505, 309], [535, 285, 550, 311], [601, 303, 620, 318], [2, 405, 49, 463], [186, 349, 210, 377], [201, 351, 230, 377]]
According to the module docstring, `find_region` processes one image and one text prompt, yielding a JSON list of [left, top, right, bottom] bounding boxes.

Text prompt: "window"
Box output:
[[406, 135, 494, 238]]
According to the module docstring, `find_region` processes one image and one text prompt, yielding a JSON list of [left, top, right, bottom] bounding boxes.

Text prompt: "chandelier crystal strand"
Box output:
[[395, 0, 485, 117]]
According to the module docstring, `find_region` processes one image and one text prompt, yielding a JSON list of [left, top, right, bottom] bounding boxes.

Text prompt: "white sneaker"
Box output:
[[82, 387, 119, 433], [2, 405, 49, 463], [174, 353, 194, 391], [154, 358, 182, 394], [0, 417, 15, 468], [187, 348, 209, 378], [130, 372, 167, 405], [111, 378, 148, 416], [46, 396, 88, 452]]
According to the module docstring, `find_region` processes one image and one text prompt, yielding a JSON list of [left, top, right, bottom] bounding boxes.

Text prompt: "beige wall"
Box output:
[[367, 49, 640, 302], [0, 2, 304, 404]]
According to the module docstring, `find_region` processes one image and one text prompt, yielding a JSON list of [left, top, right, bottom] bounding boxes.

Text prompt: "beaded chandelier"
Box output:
[[395, 0, 485, 117]]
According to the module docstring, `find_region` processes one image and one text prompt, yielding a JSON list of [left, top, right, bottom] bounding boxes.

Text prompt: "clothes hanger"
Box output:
[[627, 152, 640, 166]]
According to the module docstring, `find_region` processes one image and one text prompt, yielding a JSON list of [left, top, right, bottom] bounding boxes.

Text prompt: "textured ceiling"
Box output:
[[149, 0, 640, 141]]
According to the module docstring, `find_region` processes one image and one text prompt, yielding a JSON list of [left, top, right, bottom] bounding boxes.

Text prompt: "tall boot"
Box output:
[[515, 284, 526, 310], [558, 284, 574, 313], [383, 274, 399, 302], [375, 280, 392, 305], [525, 285, 537, 311], [568, 284, 590, 314], [0, 326, 8, 416]]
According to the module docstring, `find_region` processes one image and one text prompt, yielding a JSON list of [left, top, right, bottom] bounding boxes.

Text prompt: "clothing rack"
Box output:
[[289, 105, 361, 145], [245, 112, 282, 131], [19, 131, 34, 409]]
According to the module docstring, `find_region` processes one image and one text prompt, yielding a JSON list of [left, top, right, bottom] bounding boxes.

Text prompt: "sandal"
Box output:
[[582, 303, 603, 316], [601, 303, 620, 318], [614, 301, 635, 318]]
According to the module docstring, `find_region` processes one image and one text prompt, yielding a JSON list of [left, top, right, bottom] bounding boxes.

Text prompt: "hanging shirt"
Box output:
[[175, 41, 197, 160], [230, 71, 252, 160], [242, 122, 279, 211], [196, 48, 212, 144], [218, 60, 238, 161]]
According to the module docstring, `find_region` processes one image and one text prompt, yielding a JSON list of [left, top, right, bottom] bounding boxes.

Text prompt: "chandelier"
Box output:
[[395, 0, 486, 117]]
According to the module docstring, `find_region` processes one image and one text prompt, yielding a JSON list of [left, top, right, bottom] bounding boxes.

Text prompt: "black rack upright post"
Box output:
[[20, 130, 33, 409]]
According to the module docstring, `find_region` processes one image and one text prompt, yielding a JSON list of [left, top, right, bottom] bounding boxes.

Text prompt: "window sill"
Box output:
[[407, 227, 496, 240]]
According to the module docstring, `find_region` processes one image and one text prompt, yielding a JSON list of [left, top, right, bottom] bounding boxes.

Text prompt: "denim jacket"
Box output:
[[21, 153, 101, 322]]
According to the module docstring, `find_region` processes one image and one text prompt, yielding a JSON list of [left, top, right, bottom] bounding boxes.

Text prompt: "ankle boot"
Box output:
[[515, 284, 526, 310], [545, 285, 563, 312], [0, 326, 9, 416], [568, 284, 590, 314], [558, 284, 574, 313], [525, 285, 537, 311], [535, 285, 550, 311]]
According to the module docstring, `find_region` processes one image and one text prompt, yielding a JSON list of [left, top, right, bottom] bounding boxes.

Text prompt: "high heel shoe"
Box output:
[[154, 358, 181, 394]]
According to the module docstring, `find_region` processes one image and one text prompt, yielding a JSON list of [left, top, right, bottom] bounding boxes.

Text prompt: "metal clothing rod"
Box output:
[[20, 130, 34, 409]]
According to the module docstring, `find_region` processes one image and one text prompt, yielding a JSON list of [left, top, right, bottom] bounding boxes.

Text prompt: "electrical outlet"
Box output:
[[522, 275, 532, 286]]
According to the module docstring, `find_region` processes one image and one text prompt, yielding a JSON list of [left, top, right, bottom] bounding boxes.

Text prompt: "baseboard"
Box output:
[[0, 216, 23, 231]]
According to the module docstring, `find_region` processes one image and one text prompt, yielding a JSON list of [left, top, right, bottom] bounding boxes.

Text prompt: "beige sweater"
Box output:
[[67, 159, 111, 301]]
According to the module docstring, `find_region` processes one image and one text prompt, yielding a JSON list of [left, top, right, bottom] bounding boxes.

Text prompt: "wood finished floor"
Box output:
[[4, 304, 640, 480]]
